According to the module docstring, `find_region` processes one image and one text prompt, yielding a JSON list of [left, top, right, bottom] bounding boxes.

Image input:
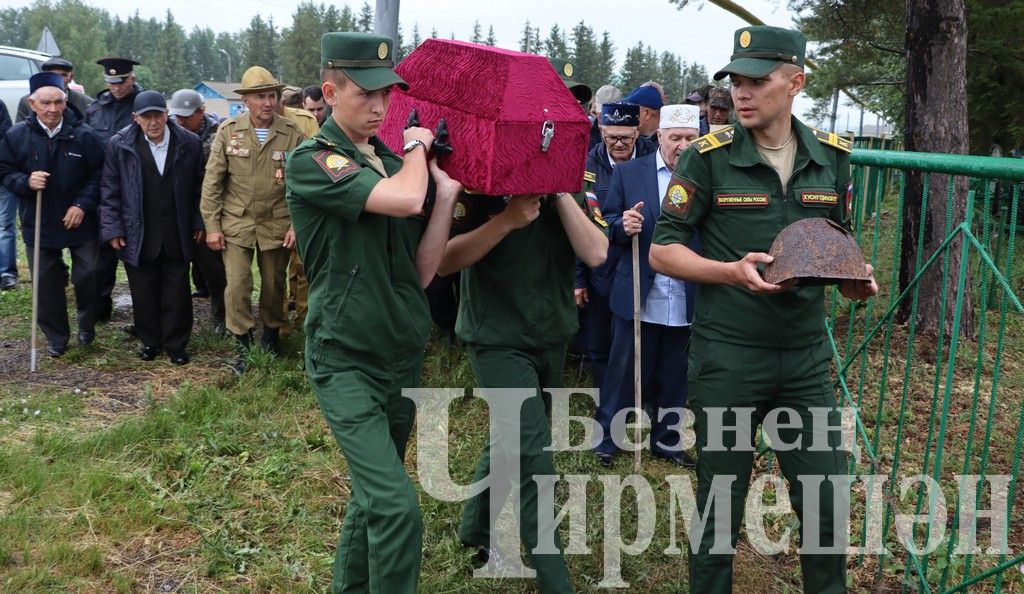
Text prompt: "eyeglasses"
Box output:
[[605, 134, 636, 145]]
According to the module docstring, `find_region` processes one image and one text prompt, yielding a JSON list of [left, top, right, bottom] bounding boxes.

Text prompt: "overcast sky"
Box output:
[[12, 0, 885, 130]]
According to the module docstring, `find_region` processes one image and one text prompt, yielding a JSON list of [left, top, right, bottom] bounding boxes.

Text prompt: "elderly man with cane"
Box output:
[[0, 72, 105, 361]]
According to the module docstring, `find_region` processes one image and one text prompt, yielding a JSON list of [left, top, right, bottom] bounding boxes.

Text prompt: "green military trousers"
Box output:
[[306, 352, 424, 594], [687, 335, 849, 594], [458, 343, 574, 594]]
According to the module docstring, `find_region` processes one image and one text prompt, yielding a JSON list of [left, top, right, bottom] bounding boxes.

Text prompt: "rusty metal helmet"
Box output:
[[763, 218, 871, 285]]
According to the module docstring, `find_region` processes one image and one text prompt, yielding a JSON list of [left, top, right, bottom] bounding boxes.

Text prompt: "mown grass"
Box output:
[[1, 190, 1023, 593]]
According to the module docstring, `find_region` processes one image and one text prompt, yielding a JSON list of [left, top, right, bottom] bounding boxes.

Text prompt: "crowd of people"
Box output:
[[0, 24, 879, 594]]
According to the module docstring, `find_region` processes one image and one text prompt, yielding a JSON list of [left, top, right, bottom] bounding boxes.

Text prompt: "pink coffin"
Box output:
[[378, 39, 589, 195]]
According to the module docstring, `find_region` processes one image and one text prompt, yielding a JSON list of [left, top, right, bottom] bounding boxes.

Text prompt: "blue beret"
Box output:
[[29, 72, 65, 94], [600, 102, 640, 127], [624, 85, 664, 110]]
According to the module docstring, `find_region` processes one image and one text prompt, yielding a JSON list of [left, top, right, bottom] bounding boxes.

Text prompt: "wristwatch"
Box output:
[[403, 139, 427, 154]]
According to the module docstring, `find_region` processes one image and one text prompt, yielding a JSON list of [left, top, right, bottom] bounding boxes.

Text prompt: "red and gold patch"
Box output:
[[800, 191, 838, 206], [313, 150, 360, 183], [716, 193, 769, 208], [585, 192, 608, 227], [663, 178, 695, 216]]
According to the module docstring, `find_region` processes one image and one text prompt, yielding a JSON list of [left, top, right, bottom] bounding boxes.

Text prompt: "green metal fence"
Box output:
[[825, 147, 1024, 592]]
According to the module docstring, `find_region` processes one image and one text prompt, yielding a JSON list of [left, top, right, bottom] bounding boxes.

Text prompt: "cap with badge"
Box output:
[[29, 71, 65, 94], [321, 32, 407, 91], [623, 85, 663, 110], [600, 102, 639, 127], [96, 57, 140, 84], [714, 25, 806, 81], [548, 57, 592, 104], [133, 90, 167, 115], [168, 89, 205, 117], [234, 66, 285, 95], [41, 57, 73, 72], [659, 104, 700, 130]]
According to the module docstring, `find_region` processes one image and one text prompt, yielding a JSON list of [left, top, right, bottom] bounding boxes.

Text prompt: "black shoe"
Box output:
[[139, 345, 160, 361], [0, 275, 16, 291], [653, 451, 697, 469], [122, 324, 136, 337], [594, 451, 614, 469], [96, 298, 113, 323], [260, 327, 281, 356], [233, 332, 252, 351], [46, 343, 66, 357], [169, 351, 190, 365], [77, 331, 95, 347]]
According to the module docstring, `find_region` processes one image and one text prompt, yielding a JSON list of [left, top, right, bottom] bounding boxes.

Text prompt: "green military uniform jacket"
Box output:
[[451, 191, 608, 350], [652, 117, 852, 348], [201, 112, 306, 250], [285, 117, 431, 380]]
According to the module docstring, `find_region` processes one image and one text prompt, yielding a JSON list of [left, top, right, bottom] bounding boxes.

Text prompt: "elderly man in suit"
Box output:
[[100, 91, 204, 364], [593, 104, 702, 468]]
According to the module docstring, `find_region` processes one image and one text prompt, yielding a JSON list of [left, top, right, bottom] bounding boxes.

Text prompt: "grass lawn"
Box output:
[[1, 194, 1023, 592]]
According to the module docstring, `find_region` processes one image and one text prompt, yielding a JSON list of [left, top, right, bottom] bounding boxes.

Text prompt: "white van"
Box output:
[[0, 46, 51, 118]]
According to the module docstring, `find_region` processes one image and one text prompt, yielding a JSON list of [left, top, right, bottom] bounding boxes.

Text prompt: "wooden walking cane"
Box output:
[[631, 209, 642, 473], [30, 188, 42, 372]]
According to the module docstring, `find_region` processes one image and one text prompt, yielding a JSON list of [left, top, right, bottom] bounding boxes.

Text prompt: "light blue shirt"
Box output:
[[640, 149, 689, 327], [145, 126, 170, 175]]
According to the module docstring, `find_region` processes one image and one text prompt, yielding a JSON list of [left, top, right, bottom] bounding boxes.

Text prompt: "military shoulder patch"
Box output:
[[312, 150, 360, 183], [663, 177, 696, 216], [693, 126, 735, 154], [812, 128, 853, 153], [585, 192, 608, 228], [583, 170, 596, 184]]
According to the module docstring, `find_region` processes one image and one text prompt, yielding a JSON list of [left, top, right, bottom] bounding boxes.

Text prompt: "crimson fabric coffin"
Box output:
[[378, 39, 590, 195]]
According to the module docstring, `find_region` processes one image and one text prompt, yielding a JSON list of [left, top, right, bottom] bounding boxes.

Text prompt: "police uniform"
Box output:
[[285, 33, 429, 594], [86, 57, 143, 321], [453, 191, 607, 594], [651, 27, 853, 594], [200, 66, 306, 350]]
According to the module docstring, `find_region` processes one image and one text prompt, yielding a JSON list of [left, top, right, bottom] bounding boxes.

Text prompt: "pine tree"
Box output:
[[519, 20, 533, 52], [357, 1, 373, 33], [485, 25, 497, 46], [596, 31, 616, 86], [155, 10, 190, 91], [470, 20, 482, 44], [280, 2, 324, 86], [544, 24, 568, 58], [570, 21, 599, 90]]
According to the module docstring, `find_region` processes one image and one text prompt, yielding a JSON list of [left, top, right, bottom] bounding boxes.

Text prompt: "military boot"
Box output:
[[260, 327, 281, 357], [230, 331, 252, 375]]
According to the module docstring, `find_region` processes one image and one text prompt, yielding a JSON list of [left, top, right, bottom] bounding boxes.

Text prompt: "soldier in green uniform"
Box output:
[[285, 32, 461, 594], [439, 182, 608, 592], [648, 27, 878, 593]]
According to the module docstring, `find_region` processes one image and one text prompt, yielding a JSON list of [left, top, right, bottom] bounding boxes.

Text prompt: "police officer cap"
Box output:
[[133, 90, 167, 115], [548, 57, 592, 104], [623, 85, 663, 110], [321, 32, 408, 91], [29, 71, 65, 94], [41, 57, 73, 72], [600, 102, 640, 127], [97, 56, 140, 83], [168, 89, 204, 117], [714, 26, 806, 81]]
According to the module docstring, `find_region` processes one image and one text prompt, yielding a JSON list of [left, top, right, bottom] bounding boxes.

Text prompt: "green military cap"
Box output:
[[548, 57, 592, 103], [321, 32, 408, 91], [713, 26, 806, 81]]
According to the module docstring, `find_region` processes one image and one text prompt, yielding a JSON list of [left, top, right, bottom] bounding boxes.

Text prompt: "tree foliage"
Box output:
[[0, 1, 713, 107]]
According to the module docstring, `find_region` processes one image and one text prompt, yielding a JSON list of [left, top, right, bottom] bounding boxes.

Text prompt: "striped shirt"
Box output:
[[254, 128, 269, 144]]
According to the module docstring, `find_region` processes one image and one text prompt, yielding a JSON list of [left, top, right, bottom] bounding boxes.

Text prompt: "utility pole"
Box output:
[[374, 0, 400, 44], [219, 48, 232, 83], [829, 88, 839, 132]]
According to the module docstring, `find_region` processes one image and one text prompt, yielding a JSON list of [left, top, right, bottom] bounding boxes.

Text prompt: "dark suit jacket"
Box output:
[[602, 151, 701, 322], [99, 120, 204, 267]]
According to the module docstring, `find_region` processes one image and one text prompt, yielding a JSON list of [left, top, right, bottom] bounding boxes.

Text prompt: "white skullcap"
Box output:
[[659, 104, 700, 130]]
